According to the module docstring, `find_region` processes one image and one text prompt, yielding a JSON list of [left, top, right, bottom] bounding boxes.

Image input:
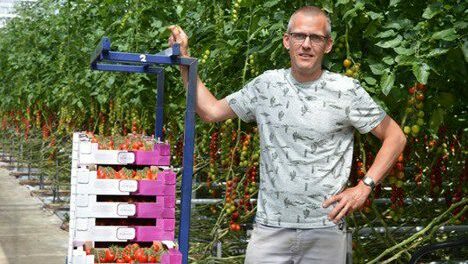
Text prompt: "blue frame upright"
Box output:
[[90, 37, 197, 264]]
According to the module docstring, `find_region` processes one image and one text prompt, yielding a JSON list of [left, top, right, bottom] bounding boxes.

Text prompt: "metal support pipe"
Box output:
[[178, 60, 198, 264], [155, 70, 165, 140]]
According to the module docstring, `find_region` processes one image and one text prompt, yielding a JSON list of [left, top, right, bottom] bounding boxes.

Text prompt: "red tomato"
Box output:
[[116, 258, 125, 263], [152, 241, 163, 252], [137, 253, 148, 263], [146, 169, 154, 180], [123, 253, 133, 262], [105, 248, 116, 262], [98, 253, 106, 263], [148, 255, 159, 263], [132, 142, 140, 150], [134, 248, 149, 263]]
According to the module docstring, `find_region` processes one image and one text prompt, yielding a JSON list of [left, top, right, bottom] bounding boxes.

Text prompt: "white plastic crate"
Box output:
[[78, 141, 135, 165], [68, 133, 178, 263], [74, 195, 175, 219]]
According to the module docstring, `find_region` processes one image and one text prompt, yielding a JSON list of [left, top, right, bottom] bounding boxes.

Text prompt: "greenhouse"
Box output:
[[0, 0, 466, 263]]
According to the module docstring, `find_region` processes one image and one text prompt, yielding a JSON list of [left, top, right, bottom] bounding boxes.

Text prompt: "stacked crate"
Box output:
[[68, 132, 182, 264]]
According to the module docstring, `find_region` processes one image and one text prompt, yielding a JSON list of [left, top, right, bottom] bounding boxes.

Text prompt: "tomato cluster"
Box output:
[[231, 0, 242, 21], [403, 83, 426, 137], [88, 133, 157, 151], [87, 241, 165, 263], [343, 58, 361, 78], [96, 166, 158, 180]]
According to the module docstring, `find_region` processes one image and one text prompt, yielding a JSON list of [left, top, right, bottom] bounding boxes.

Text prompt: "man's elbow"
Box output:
[[199, 113, 217, 123], [199, 110, 222, 123], [398, 130, 407, 151]]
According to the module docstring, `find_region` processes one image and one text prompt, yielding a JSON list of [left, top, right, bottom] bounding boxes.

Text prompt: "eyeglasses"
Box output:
[[289, 32, 329, 45]]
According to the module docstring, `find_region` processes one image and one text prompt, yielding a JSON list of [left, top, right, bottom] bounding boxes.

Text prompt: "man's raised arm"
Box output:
[[168, 25, 236, 123]]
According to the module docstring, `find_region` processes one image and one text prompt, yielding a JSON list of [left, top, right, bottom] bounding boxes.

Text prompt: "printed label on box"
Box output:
[[117, 152, 135, 164], [80, 142, 92, 154], [77, 171, 90, 184], [76, 219, 89, 231], [117, 203, 136, 216], [76, 195, 88, 207], [119, 180, 138, 192], [116, 227, 136, 240]]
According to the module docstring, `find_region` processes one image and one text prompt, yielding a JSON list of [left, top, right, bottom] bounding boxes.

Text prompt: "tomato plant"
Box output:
[[0, 0, 466, 263]]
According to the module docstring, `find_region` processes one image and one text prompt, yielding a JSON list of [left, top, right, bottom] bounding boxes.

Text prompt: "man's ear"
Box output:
[[283, 33, 290, 50], [324, 37, 333, 54]]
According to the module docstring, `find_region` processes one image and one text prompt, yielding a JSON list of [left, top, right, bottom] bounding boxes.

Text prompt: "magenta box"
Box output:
[[132, 219, 175, 241], [155, 143, 171, 155], [135, 202, 175, 219], [152, 195, 175, 208], [157, 170, 176, 184], [160, 195, 176, 208], [133, 228, 174, 241], [132, 181, 176, 196], [161, 249, 182, 264], [133, 143, 171, 166]]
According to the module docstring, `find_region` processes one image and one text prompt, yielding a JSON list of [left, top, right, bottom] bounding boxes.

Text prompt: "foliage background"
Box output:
[[0, 0, 466, 263]]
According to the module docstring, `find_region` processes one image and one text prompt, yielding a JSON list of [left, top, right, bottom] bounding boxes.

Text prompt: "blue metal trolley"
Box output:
[[90, 37, 197, 264]]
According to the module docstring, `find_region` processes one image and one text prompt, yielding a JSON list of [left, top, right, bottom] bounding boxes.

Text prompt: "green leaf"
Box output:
[[429, 108, 445, 133], [384, 19, 412, 30], [423, 48, 449, 58], [264, 0, 280, 8], [376, 35, 402, 48], [422, 3, 443, 19], [369, 63, 386, 75], [363, 76, 377, 85], [431, 28, 458, 41], [412, 62, 430, 84], [389, 0, 401, 7], [106, 75, 115, 88], [394, 46, 414, 56], [176, 5, 183, 17], [97, 94, 107, 104], [336, 0, 350, 6], [380, 69, 395, 95], [454, 21, 468, 30], [382, 56, 394, 65], [395, 55, 414, 66], [375, 29, 397, 39], [366, 11, 383, 20], [343, 2, 365, 20]]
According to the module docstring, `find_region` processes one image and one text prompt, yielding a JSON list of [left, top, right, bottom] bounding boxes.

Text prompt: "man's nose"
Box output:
[[301, 37, 312, 49]]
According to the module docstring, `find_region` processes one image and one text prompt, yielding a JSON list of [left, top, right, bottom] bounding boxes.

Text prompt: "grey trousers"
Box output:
[[245, 223, 350, 264]]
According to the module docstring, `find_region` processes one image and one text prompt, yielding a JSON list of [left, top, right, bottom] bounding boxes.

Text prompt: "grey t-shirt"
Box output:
[[225, 68, 386, 228]]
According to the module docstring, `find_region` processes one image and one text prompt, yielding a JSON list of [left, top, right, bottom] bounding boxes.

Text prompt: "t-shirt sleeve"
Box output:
[[348, 81, 386, 134], [224, 77, 259, 123]]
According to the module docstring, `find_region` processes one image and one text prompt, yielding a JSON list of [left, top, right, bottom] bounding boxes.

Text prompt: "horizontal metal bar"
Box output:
[[355, 225, 468, 236], [155, 45, 180, 57], [0, 14, 16, 18], [105, 51, 178, 65], [92, 64, 162, 74], [373, 197, 446, 205], [90, 37, 111, 65], [176, 198, 256, 205]]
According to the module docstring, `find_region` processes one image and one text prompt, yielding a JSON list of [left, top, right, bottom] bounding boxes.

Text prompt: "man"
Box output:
[[169, 6, 406, 264]]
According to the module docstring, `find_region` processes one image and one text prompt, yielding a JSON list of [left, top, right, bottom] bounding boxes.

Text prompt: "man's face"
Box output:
[[283, 13, 333, 77]]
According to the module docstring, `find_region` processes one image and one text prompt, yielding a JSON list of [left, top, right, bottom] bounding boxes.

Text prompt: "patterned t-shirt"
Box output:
[[225, 68, 386, 228]]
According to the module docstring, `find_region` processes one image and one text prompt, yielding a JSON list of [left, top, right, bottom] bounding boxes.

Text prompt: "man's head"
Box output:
[[283, 6, 333, 80]]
